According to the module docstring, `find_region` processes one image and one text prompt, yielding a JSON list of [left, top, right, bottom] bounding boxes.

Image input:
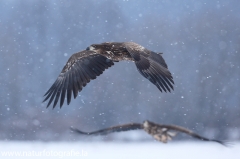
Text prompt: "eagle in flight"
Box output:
[[71, 120, 227, 146], [43, 42, 174, 108]]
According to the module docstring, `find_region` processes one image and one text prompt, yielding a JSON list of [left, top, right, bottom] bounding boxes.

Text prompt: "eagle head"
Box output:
[[86, 45, 96, 51], [143, 120, 150, 128]]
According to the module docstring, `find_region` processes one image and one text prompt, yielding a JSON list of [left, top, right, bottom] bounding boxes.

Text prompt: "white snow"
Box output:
[[0, 141, 239, 159]]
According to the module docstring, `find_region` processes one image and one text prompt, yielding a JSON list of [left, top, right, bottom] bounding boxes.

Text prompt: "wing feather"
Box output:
[[67, 70, 73, 105], [71, 123, 143, 135], [124, 43, 174, 92], [43, 50, 114, 108], [149, 63, 171, 92], [46, 79, 62, 108], [59, 73, 69, 108], [75, 62, 89, 86], [161, 124, 227, 146], [71, 67, 80, 99], [53, 77, 65, 108]]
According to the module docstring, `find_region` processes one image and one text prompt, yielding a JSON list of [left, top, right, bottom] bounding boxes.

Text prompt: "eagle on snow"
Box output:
[[70, 120, 227, 146], [43, 42, 174, 108]]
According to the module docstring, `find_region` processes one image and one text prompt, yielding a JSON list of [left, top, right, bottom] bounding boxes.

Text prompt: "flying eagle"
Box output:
[[70, 120, 227, 146], [43, 42, 174, 108]]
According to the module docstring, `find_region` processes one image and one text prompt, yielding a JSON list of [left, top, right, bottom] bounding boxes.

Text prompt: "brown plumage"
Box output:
[[43, 42, 174, 108], [71, 120, 227, 146]]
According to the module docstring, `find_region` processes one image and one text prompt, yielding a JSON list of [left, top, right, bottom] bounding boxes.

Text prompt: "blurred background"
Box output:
[[0, 0, 239, 141]]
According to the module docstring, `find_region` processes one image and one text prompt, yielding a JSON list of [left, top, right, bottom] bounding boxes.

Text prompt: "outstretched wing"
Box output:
[[71, 123, 143, 135], [43, 50, 114, 108], [161, 124, 228, 146], [124, 42, 174, 92]]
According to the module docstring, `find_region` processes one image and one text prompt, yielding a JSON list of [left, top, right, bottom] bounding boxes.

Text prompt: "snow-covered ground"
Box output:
[[0, 141, 239, 159]]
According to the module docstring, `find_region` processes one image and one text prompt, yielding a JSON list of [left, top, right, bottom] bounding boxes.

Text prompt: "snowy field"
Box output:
[[0, 141, 239, 159]]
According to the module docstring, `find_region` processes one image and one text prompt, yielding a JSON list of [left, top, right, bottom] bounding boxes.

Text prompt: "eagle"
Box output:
[[43, 42, 174, 108], [70, 120, 227, 146]]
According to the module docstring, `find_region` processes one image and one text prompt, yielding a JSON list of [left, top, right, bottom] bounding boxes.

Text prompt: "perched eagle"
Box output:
[[71, 120, 227, 146], [43, 42, 174, 108]]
